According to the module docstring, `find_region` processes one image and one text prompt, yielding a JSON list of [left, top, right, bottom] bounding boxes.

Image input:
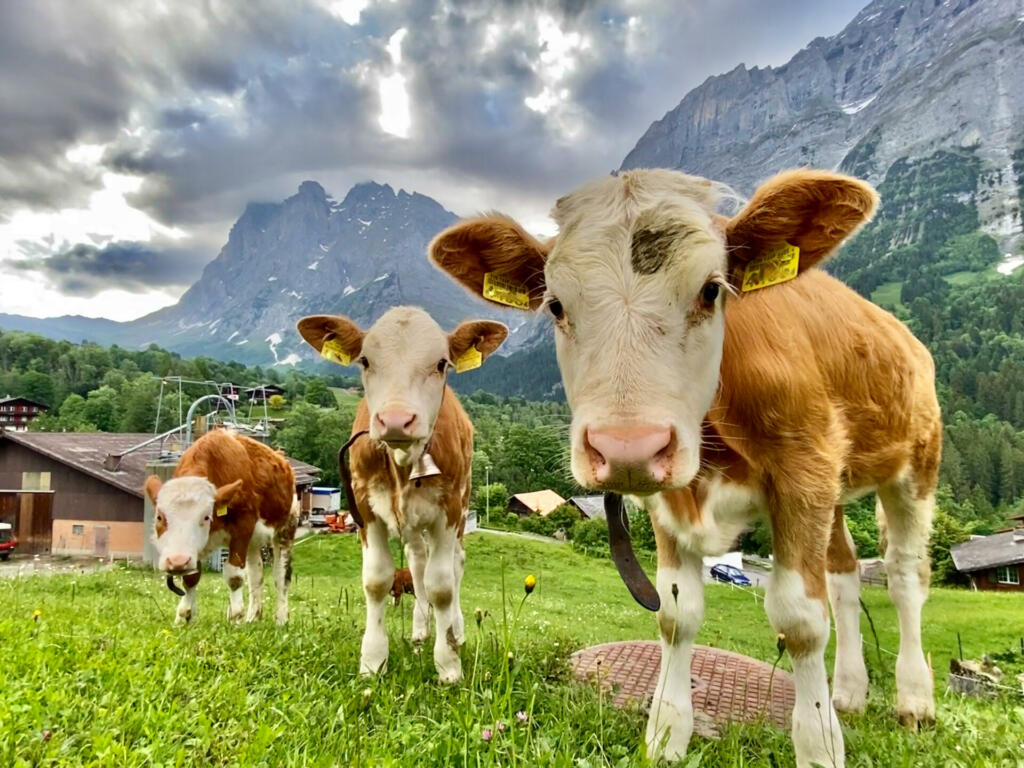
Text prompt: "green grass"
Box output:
[[329, 387, 362, 408], [942, 268, 1001, 286], [2, 533, 1023, 766], [869, 281, 904, 310]]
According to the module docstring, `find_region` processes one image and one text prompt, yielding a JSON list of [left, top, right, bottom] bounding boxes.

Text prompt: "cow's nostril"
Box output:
[[403, 413, 416, 430]]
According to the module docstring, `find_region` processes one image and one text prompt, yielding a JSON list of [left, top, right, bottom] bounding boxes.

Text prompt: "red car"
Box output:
[[0, 522, 17, 560]]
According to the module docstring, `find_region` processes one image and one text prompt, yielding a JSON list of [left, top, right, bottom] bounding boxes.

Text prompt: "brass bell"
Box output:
[[409, 452, 442, 480]]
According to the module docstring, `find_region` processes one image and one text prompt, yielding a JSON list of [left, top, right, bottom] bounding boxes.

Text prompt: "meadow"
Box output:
[[2, 532, 1023, 767]]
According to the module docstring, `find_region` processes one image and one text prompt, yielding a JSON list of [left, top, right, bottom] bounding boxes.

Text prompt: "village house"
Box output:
[[508, 489, 566, 517], [0, 430, 319, 558], [567, 495, 605, 521], [0, 396, 49, 432], [245, 384, 286, 404], [951, 516, 1024, 592]]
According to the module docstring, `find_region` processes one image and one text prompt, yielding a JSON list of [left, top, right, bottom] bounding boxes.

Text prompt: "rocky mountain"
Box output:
[[1, 181, 530, 367], [622, 0, 1024, 295]]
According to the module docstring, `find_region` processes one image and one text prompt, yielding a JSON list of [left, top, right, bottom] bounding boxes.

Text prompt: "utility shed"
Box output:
[[0, 431, 319, 558], [951, 527, 1024, 592], [568, 495, 606, 521]]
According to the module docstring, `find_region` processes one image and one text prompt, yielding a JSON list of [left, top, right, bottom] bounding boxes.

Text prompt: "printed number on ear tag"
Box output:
[[455, 345, 482, 373], [216, 505, 228, 517], [320, 337, 351, 366], [741, 243, 800, 292], [483, 272, 531, 310]]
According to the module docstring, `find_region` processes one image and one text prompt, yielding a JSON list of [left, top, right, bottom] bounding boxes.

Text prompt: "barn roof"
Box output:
[[951, 529, 1024, 573], [511, 489, 566, 516], [569, 495, 605, 520], [0, 395, 50, 409], [0, 431, 320, 499]]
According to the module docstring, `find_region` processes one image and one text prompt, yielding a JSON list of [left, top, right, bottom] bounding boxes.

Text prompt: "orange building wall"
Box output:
[[52, 519, 145, 558]]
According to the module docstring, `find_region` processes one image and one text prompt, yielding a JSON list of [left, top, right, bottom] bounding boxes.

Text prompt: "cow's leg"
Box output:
[[645, 512, 703, 761], [360, 519, 394, 675], [827, 508, 868, 713], [404, 531, 430, 643], [224, 537, 249, 622], [877, 479, 935, 728], [272, 521, 295, 625], [425, 519, 461, 684], [245, 538, 264, 622], [175, 569, 202, 624], [451, 534, 466, 644], [767, 507, 845, 768]]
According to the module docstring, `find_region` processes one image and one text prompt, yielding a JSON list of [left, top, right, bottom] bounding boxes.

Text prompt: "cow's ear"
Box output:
[[214, 479, 243, 508], [429, 215, 549, 311], [296, 314, 364, 365], [725, 169, 878, 281], [448, 320, 509, 366], [144, 475, 163, 504]]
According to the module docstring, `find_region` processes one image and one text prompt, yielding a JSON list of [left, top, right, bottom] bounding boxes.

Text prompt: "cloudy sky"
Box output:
[[0, 0, 865, 321]]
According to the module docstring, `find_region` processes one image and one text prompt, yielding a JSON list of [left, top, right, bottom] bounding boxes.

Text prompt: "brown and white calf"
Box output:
[[297, 306, 507, 682], [145, 429, 299, 625], [430, 169, 941, 767]]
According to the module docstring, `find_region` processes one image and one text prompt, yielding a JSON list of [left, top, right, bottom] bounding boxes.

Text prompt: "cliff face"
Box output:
[[622, 0, 1024, 258]]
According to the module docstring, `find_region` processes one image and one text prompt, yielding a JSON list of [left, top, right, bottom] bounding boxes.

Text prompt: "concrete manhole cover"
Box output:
[[571, 641, 795, 738]]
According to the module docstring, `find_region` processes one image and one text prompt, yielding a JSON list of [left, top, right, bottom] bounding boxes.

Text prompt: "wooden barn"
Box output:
[[951, 523, 1024, 592], [0, 431, 319, 558]]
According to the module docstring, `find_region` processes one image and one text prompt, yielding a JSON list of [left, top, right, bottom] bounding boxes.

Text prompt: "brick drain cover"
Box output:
[[571, 641, 795, 738]]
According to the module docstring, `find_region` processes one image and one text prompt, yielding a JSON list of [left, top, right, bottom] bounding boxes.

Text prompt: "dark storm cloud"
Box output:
[[1, 0, 868, 305], [11, 242, 208, 297]]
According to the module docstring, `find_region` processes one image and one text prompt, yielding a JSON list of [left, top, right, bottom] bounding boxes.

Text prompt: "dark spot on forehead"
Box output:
[[630, 221, 698, 275]]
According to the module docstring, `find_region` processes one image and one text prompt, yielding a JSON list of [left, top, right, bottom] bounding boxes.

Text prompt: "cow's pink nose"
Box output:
[[164, 554, 192, 572], [584, 424, 675, 487], [375, 409, 418, 440]]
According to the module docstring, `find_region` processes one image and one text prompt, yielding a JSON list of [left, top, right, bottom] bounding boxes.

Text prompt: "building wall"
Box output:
[[969, 564, 1024, 592], [0, 441, 142, 523], [51, 519, 144, 558]]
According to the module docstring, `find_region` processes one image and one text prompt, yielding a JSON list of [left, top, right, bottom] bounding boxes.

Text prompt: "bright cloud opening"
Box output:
[[325, 0, 369, 25], [378, 28, 410, 138]]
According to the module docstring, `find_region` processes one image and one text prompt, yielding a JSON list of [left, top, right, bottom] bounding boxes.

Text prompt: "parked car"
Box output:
[[0, 522, 17, 560], [710, 563, 751, 586]]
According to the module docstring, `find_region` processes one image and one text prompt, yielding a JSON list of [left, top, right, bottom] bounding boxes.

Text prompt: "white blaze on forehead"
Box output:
[[543, 169, 734, 489], [153, 476, 217, 567], [360, 306, 449, 461]]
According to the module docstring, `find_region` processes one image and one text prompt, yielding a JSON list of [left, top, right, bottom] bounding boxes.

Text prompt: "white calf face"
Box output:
[[151, 477, 218, 573], [297, 306, 508, 469], [358, 307, 450, 466], [545, 174, 729, 492]]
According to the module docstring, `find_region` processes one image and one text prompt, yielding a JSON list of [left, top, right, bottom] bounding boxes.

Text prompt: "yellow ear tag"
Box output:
[[483, 272, 531, 310], [216, 505, 228, 517], [320, 337, 351, 366], [455, 345, 482, 373], [741, 243, 800, 292]]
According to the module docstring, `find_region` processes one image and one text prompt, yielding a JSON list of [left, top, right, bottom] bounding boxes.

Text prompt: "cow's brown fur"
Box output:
[[391, 567, 416, 605]]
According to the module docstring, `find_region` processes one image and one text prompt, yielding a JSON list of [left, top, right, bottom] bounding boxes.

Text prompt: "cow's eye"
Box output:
[[156, 512, 164, 524], [547, 298, 564, 319], [701, 282, 720, 305], [203, 514, 212, 523], [358, 356, 369, 370], [436, 359, 448, 374]]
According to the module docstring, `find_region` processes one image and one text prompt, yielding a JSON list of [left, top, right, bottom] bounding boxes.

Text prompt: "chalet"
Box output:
[[246, 385, 286, 404], [951, 523, 1024, 592], [568, 495, 605, 521], [0, 431, 319, 558], [0, 396, 49, 432], [508, 489, 566, 517]]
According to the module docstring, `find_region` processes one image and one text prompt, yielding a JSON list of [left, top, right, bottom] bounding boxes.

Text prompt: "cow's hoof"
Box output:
[[897, 707, 936, 730], [175, 611, 192, 624], [437, 667, 463, 685], [832, 687, 867, 714]]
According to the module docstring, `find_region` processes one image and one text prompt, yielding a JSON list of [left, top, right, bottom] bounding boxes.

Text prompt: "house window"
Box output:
[[995, 566, 1020, 585], [72, 524, 84, 535]]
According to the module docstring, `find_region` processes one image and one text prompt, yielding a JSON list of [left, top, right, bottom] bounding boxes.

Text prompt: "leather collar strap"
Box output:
[[339, 429, 370, 529], [605, 492, 661, 611]]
